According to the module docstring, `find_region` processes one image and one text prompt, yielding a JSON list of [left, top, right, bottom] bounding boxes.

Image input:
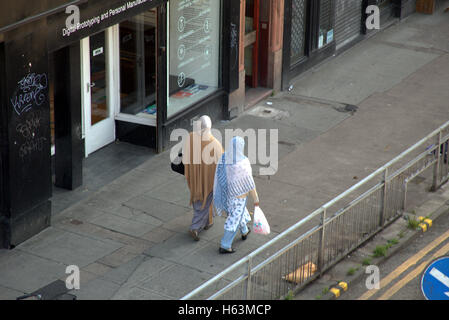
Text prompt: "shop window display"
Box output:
[[119, 9, 158, 120], [167, 0, 221, 118], [318, 0, 334, 49]]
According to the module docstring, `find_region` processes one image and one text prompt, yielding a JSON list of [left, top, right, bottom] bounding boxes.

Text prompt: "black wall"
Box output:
[[0, 0, 76, 30], [222, 0, 241, 94], [0, 20, 52, 248], [53, 43, 84, 190], [0, 42, 9, 248]]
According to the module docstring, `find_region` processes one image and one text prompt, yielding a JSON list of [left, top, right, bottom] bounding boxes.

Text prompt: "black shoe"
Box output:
[[190, 230, 200, 241], [242, 229, 251, 241], [219, 247, 236, 254]]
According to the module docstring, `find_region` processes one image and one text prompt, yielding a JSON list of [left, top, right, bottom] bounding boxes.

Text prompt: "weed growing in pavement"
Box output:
[[387, 238, 399, 247], [347, 267, 358, 276], [362, 258, 372, 266], [407, 217, 420, 230], [373, 238, 399, 258], [314, 288, 329, 300], [373, 245, 388, 257]]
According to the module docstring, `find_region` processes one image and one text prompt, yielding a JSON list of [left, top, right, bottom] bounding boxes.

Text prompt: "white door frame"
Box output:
[[81, 26, 119, 157]]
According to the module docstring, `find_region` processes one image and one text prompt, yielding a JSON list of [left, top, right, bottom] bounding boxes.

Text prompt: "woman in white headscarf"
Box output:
[[213, 136, 260, 254], [183, 116, 224, 241]]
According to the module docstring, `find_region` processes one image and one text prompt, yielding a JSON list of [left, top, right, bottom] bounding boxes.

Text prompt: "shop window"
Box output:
[[318, 0, 334, 49], [290, 0, 307, 66], [167, 0, 222, 119], [119, 9, 158, 121]]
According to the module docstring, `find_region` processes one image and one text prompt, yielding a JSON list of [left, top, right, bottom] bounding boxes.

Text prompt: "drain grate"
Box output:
[[333, 104, 359, 115]]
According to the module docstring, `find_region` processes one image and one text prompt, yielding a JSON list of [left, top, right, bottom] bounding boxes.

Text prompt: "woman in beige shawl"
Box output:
[[183, 116, 224, 241]]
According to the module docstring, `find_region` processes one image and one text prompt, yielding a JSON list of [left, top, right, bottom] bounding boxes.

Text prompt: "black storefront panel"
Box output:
[[53, 43, 84, 191], [224, 0, 241, 94], [1, 21, 52, 248], [0, 42, 8, 247], [335, 0, 362, 49], [0, 1, 77, 30]]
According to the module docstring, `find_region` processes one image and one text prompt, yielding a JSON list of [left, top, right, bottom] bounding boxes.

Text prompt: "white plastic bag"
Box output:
[[253, 206, 270, 235]]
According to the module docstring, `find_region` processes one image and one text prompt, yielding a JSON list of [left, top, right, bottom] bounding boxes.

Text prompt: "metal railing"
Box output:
[[182, 120, 449, 300]]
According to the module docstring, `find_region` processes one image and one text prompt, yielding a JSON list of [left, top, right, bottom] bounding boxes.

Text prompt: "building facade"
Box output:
[[281, 0, 417, 90], [0, 0, 242, 248]]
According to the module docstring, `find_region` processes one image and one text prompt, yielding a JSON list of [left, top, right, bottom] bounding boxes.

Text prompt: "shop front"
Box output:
[[228, 0, 285, 116], [48, 0, 236, 155], [281, 0, 337, 90], [0, 0, 241, 248]]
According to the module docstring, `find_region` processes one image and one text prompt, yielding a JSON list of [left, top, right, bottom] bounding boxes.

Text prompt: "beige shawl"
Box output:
[[183, 132, 224, 209]]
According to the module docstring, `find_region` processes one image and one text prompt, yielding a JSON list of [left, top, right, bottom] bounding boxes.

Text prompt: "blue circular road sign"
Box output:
[[421, 256, 449, 300]]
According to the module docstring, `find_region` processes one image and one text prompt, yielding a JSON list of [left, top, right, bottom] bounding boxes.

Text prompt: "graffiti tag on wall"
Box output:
[[10, 73, 48, 116]]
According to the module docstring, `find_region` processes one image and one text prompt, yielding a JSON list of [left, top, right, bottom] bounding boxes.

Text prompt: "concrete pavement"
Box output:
[[0, 4, 448, 300]]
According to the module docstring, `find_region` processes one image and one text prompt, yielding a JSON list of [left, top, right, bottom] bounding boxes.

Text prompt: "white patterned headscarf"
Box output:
[[213, 136, 256, 216]]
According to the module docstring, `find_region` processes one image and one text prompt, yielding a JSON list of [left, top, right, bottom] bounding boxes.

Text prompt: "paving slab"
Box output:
[[123, 195, 191, 223], [107, 204, 165, 227], [83, 262, 114, 277], [52, 203, 107, 224], [112, 285, 172, 300], [118, 257, 175, 290], [144, 232, 210, 263], [266, 94, 352, 133], [17, 227, 123, 268], [0, 285, 24, 300], [141, 227, 176, 244], [89, 213, 159, 238], [143, 179, 192, 208], [0, 250, 67, 293], [139, 263, 216, 299], [74, 277, 121, 300], [101, 255, 146, 285], [290, 39, 440, 106]]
